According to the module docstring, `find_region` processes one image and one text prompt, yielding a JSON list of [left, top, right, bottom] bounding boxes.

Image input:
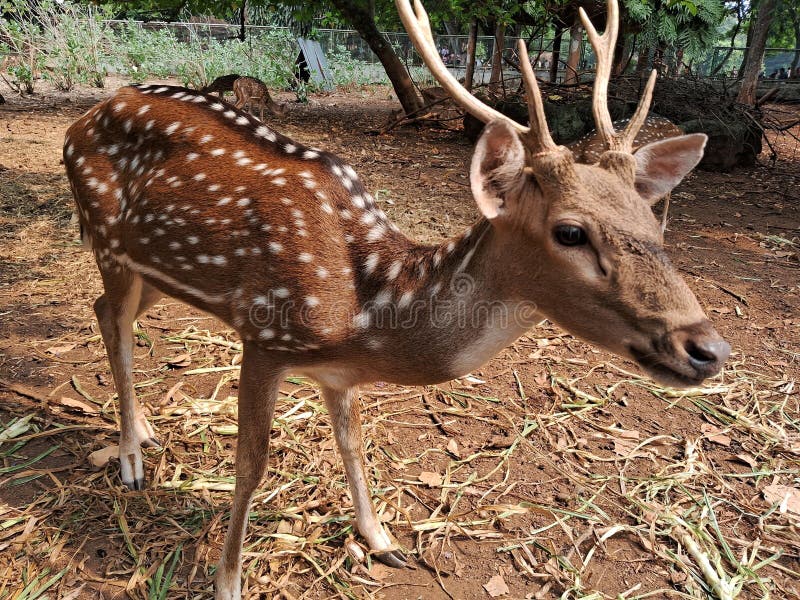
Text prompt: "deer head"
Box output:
[[398, 0, 729, 386]]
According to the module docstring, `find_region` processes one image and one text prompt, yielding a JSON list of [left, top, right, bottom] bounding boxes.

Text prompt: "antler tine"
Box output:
[[396, 0, 529, 135], [620, 68, 657, 149], [580, 0, 657, 153], [517, 39, 557, 153], [579, 0, 621, 151]]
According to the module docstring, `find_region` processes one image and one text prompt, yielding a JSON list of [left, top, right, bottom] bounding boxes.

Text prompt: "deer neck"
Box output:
[[350, 217, 538, 382]]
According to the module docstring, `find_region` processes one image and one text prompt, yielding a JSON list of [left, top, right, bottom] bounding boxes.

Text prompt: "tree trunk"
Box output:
[[738, 8, 757, 76], [653, 43, 666, 75], [489, 22, 505, 88], [635, 45, 650, 74], [711, 5, 743, 76], [330, 0, 423, 115], [238, 0, 245, 42], [673, 47, 685, 76], [549, 24, 563, 83], [612, 31, 628, 76], [464, 18, 478, 91], [564, 17, 583, 85], [737, 0, 776, 104]]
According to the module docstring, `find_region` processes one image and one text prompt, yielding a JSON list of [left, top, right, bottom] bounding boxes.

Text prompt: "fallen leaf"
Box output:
[[609, 428, 642, 457], [165, 353, 191, 368], [58, 396, 98, 414], [731, 453, 758, 469], [701, 423, 731, 446], [46, 343, 76, 355], [487, 434, 514, 449], [164, 380, 188, 405], [763, 484, 800, 516], [483, 574, 509, 597], [418, 471, 442, 487], [88, 445, 118, 468], [345, 539, 365, 562], [446, 438, 460, 457]]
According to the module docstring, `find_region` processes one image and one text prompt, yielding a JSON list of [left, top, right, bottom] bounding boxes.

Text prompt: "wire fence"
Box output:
[[103, 20, 596, 85]]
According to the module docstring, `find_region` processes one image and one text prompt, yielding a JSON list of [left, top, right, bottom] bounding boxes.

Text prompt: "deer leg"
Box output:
[[660, 192, 671, 234], [129, 281, 164, 447], [322, 386, 407, 567], [216, 343, 281, 600], [94, 269, 158, 489]]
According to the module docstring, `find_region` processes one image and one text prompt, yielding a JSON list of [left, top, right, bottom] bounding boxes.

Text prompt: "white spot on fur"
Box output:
[[364, 252, 379, 274]]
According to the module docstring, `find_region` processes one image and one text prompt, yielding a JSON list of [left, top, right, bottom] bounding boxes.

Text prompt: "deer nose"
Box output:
[[670, 322, 730, 377]]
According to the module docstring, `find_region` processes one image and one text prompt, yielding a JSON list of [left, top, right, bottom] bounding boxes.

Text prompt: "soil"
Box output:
[[0, 79, 798, 599]]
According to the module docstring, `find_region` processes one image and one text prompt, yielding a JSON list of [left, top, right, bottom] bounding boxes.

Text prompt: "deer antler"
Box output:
[[516, 39, 558, 153], [579, 0, 657, 153], [396, 0, 557, 154]]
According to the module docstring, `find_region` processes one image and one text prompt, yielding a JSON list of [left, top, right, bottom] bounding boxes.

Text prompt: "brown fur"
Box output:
[[200, 74, 241, 98], [233, 76, 284, 120]]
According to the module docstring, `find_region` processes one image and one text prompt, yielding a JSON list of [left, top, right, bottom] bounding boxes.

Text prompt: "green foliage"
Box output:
[[42, 4, 115, 90], [0, 3, 45, 93], [624, 0, 727, 59], [326, 43, 379, 85], [0, 0, 115, 92], [172, 28, 296, 89], [767, 0, 799, 50], [115, 23, 184, 82]]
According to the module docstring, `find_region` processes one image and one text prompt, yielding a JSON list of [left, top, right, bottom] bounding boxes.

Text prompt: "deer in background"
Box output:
[[63, 0, 729, 596], [233, 75, 284, 120], [200, 74, 241, 99], [569, 115, 685, 232]]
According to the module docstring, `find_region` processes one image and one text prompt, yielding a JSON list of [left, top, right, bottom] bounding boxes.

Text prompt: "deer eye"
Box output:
[[554, 224, 587, 246]]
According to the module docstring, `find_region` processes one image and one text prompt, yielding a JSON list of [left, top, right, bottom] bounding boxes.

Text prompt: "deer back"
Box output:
[[65, 85, 424, 360], [201, 74, 241, 95], [569, 116, 683, 164]]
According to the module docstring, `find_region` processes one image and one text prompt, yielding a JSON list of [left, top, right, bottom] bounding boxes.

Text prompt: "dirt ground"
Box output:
[[0, 79, 798, 600]]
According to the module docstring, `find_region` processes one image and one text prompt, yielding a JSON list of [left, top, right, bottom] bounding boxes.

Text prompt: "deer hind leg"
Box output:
[[216, 342, 281, 600], [94, 269, 160, 490], [322, 386, 407, 567], [659, 192, 671, 234]]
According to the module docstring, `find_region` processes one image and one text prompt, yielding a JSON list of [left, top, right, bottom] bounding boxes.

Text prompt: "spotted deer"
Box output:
[[200, 74, 241, 99], [233, 75, 284, 120], [569, 116, 684, 231], [63, 0, 729, 596]]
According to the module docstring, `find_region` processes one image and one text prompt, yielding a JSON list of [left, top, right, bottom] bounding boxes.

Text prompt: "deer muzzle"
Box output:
[[630, 320, 730, 387]]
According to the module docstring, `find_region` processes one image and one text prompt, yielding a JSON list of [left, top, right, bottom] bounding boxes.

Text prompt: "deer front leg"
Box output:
[[322, 386, 407, 567], [216, 343, 281, 600], [94, 272, 161, 490]]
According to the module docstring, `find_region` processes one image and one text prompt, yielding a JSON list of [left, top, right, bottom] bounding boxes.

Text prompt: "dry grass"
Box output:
[[1, 322, 798, 598]]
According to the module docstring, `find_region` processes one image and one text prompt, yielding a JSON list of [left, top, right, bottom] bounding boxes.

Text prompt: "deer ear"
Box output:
[[470, 120, 527, 219], [633, 133, 707, 205]]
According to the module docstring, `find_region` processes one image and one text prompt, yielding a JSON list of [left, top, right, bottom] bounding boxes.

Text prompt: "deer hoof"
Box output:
[[123, 477, 146, 491], [375, 549, 408, 568], [141, 436, 161, 448]]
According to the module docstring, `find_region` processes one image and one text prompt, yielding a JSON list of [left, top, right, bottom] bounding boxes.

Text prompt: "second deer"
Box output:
[[569, 115, 684, 232], [233, 75, 284, 120]]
